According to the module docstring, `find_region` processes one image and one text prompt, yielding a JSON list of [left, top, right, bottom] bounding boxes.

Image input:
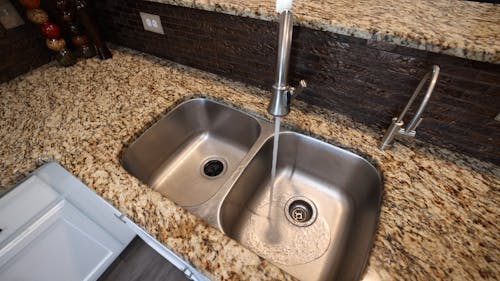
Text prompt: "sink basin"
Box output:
[[122, 98, 382, 281], [122, 99, 261, 207], [219, 132, 382, 281]]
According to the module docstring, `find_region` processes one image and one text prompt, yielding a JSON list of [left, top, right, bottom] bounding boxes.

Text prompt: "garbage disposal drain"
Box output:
[[202, 158, 226, 178], [284, 197, 317, 227]]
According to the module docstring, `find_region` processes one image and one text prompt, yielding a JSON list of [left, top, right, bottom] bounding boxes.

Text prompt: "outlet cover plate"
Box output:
[[139, 12, 164, 34]]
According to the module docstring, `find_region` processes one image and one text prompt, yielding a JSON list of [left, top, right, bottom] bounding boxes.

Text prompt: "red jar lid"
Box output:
[[41, 22, 61, 39]]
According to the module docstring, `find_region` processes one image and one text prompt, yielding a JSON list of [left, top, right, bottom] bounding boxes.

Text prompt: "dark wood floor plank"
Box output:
[[166, 265, 192, 280], [98, 236, 190, 281]]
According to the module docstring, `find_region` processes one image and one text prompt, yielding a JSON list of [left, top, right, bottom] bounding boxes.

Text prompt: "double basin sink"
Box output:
[[122, 98, 382, 281]]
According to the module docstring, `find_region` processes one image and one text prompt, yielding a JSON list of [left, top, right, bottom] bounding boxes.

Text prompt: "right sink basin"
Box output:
[[219, 132, 382, 281]]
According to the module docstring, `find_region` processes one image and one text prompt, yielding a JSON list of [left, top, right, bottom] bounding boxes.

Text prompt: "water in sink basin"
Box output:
[[234, 182, 333, 266]]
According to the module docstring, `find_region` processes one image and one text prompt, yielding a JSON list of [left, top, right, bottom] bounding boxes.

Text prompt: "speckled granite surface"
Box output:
[[147, 0, 500, 63], [1, 47, 499, 280]]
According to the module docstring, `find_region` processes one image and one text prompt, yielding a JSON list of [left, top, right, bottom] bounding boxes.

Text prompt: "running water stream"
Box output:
[[268, 116, 281, 218]]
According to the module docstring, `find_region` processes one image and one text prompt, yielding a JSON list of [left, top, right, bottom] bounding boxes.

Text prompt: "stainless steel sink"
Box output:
[[219, 132, 382, 281], [122, 99, 261, 207], [122, 98, 383, 281]]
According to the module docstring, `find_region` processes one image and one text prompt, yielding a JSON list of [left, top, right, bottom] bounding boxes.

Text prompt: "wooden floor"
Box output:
[[98, 237, 190, 281]]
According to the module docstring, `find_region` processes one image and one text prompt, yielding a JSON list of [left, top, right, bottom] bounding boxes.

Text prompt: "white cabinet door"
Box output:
[[0, 162, 207, 281], [0, 199, 124, 281], [0, 163, 135, 281], [35, 163, 136, 246]]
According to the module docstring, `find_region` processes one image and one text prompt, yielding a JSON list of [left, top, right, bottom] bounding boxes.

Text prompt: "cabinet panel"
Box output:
[[36, 163, 136, 245], [0, 200, 123, 281], [0, 176, 59, 245]]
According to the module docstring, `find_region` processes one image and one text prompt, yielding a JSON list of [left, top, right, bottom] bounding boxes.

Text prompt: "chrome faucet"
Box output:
[[379, 65, 440, 150], [267, 11, 307, 117]]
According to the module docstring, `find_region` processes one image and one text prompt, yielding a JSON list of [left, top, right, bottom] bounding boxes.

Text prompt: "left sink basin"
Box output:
[[122, 99, 262, 207]]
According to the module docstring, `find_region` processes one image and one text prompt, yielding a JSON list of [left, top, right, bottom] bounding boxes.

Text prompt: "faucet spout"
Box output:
[[275, 11, 293, 90], [268, 11, 305, 117]]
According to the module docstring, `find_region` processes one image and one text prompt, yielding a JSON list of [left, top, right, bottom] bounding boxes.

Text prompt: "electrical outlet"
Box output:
[[0, 0, 24, 29], [495, 113, 500, 122], [139, 12, 164, 34]]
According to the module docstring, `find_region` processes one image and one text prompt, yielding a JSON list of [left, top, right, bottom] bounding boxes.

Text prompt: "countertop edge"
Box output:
[[146, 0, 500, 64]]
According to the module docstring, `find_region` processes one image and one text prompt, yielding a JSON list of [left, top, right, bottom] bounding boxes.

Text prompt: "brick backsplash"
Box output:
[[0, 22, 5, 37], [0, 2, 52, 83], [94, 0, 500, 165]]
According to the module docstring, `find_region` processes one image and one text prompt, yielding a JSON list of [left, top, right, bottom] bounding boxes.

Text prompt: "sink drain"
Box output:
[[284, 197, 317, 227], [201, 158, 226, 178]]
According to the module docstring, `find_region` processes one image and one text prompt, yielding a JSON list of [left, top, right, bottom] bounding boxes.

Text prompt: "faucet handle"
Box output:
[[406, 117, 424, 133], [291, 80, 307, 96], [268, 80, 307, 117]]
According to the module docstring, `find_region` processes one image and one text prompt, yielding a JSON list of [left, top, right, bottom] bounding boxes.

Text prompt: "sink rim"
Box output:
[[121, 97, 384, 281]]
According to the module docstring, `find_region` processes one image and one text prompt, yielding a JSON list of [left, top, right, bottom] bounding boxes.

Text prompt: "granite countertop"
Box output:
[[1, 47, 499, 280], [147, 0, 500, 63]]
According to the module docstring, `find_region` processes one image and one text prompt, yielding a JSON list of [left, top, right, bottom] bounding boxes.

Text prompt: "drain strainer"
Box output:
[[284, 197, 317, 227], [201, 157, 226, 178]]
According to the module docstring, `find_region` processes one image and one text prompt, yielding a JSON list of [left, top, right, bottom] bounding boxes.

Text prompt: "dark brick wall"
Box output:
[[0, 2, 52, 83], [95, 0, 500, 165]]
